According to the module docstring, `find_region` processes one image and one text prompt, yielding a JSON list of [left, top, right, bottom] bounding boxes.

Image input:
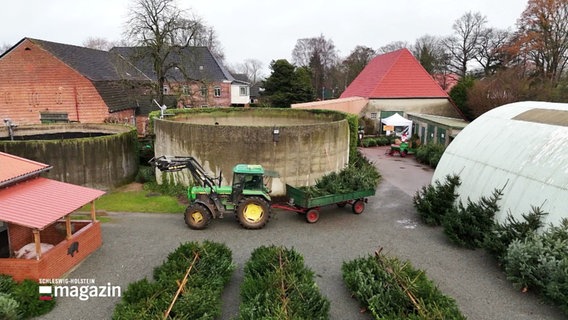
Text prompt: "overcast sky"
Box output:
[[1, 0, 528, 76]]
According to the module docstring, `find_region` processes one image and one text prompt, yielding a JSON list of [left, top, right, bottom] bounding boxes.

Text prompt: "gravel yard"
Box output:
[[42, 147, 565, 320]]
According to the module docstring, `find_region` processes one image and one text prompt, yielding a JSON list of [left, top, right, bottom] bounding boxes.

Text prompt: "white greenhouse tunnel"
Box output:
[[433, 101, 568, 227]]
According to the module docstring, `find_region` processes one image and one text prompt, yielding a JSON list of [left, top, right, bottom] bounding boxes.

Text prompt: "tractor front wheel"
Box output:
[[236, 197, 271, 229], [184, 204, 212, 230]]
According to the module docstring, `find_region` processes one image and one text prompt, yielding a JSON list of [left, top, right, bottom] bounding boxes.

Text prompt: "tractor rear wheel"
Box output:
[[184, 204, 212, 230], [236, 197, 271, 229]]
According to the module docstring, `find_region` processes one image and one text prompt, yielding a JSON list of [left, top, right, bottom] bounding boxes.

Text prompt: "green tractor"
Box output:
[[149, 156, 272, 230]]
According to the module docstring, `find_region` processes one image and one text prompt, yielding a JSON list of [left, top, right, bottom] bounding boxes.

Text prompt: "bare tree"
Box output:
[[83, 37, 114, 51], [377, 41, 410, 54], [233, 59, 264, 87], [123, 0, 221, 103], [475, 28, 511, 76], [513, 0, 568, 82], [442, 11, 487, 76], [412, 35, 448, 75], [341, 45, 376, 88], [291, 34, 338, 99]]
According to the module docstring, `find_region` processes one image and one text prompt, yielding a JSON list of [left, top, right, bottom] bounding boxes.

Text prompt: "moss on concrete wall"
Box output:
[[153, 108, 350, 195], [0, 124, 138, 190]]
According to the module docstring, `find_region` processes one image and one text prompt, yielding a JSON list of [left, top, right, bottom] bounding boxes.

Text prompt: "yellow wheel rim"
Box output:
[[243, 203, 264, 222], [191, 211, 203, 223]]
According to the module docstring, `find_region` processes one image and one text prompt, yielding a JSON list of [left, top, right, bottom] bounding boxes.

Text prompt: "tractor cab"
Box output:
[[231, 164, 267, 202]]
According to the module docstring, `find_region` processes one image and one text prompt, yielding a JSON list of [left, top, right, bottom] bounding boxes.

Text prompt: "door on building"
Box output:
[[437, 128, 447, 145], [420, 127, 426, 145], [427, 124, 435, 143], [0, 222, 9, 258]]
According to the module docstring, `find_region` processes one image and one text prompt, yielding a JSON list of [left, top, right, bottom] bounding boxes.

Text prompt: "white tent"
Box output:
[[381, 113, 412, 137]]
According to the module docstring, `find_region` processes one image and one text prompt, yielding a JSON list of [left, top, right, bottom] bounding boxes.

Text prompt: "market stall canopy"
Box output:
[[381, 113, 412, 136]]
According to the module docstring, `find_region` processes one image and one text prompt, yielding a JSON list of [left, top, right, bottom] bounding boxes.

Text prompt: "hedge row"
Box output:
[[237, 245, 330, 319], [0, 275, 56, 319], [342, 249, 465, 319], [113, 241, 235, 319], [414, 174, 568, 315], [415, 143, 445, 168]]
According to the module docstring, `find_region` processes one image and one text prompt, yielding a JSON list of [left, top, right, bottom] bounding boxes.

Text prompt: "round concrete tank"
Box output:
[[0, 123, 138, 190], [153, 108, 350, 195]]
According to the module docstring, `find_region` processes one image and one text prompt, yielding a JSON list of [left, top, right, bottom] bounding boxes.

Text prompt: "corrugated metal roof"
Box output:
[[0, 177, 105, 229], [0, 152, 51, 187], [433, 101, 568, 227], [340, 49, 449, 99], [407, 113, 469, 129]]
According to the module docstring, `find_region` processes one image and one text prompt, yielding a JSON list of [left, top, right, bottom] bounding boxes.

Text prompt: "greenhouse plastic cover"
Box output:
[[432, 101, 568, 227]]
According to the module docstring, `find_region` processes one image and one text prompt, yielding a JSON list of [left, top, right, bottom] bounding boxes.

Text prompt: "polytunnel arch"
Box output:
[[432, 101, 568, 227]]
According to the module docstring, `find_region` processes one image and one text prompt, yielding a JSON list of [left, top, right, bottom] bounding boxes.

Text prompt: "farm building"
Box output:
[[432, 101, 568, 227], [0, 38, 250, 136], [0, 152, 104, 281], [293, 48, 467, 145]]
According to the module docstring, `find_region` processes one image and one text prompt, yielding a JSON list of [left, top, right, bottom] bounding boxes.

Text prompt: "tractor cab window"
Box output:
[[233, 173, 263, 191]]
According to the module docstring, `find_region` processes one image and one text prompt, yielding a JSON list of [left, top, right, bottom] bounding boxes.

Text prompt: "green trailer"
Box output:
[[271, 184, 376, 223]]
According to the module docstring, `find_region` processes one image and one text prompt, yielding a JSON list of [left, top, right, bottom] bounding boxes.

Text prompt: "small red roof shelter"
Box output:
[[0, 152, 105, 281]]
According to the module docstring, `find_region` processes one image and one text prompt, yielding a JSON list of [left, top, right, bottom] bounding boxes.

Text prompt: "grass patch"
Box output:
[[70, 214, 112, 223], [81, 190, 186, 214]]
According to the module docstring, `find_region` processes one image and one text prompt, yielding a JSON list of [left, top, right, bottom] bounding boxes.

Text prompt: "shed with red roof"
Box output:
[[294, 49, 466, 144], [0, 152, 105, 281]]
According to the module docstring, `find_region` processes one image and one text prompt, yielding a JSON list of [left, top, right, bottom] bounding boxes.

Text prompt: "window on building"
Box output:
[[182, 85, 189, 95], [370, 112, 377, 119], [214, 86, 221, 97], [239, 86, 248, 96], [201, 86, 208, 97], [163, 85, 169, 95]]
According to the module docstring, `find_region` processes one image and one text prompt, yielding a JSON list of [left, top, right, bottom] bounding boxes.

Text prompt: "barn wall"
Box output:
[[0, 221, 101, 282], [0, 39, 113, 125], [0, 124, 138, 190], [153, 108, 350, 195]]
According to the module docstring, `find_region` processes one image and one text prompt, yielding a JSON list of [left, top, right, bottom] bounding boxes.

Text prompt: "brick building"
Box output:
[[0, 38, 250, 135]]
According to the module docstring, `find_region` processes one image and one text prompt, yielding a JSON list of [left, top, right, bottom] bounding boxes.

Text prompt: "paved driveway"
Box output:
[[43, 146, 565, 320]]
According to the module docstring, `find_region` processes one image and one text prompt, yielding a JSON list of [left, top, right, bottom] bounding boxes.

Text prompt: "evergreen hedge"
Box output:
[[415, 144, 445, 168], [237, 245, 330, 320], [442, 187, 504, 249], [0, 275, 55, 319], [342, 249, 465, 319], [503, 220, 568, 314], [113, 241, 235, 320], [413, 174, 461, 226]]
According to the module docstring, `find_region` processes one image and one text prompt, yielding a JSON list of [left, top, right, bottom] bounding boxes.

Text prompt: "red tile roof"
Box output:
[[0, 177, 105, 229], [340, 48, 449, 99], [0, 152, 52, 187]]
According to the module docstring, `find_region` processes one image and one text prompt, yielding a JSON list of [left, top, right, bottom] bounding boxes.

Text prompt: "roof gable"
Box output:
[[340, 48, 449, 99], [0, 152, 51, 187]]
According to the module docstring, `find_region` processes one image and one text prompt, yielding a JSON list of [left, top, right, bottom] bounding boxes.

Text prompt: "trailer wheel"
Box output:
[[306, 209, 320, 223], [352, 199, 366, 214], [336, 202, 347, 208], [236, 197, 271, 229], [400, 150, 407, 157], [184, 204, 212, 230]]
